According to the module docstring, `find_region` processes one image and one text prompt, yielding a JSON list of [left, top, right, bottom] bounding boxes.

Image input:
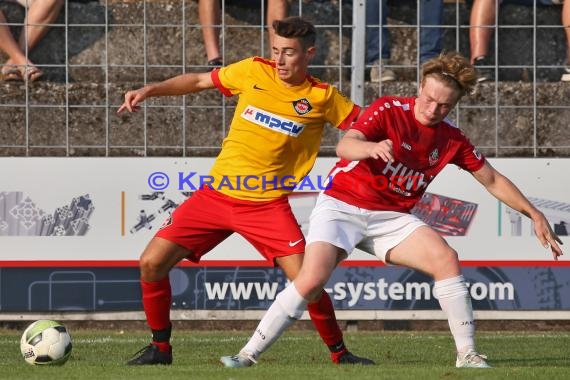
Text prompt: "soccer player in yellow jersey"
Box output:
[[118, 16, 373, 366]]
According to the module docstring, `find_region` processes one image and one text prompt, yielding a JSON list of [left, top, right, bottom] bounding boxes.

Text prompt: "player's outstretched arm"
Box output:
[[472, 161, 564, 260], [117, 72, 215, 113], [336, 129, 394, 162], [531, 213, 563, 260]]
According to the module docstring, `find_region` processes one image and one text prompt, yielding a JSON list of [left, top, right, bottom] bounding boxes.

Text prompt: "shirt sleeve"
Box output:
[[325, 87, 361, 130], [349, 97, 387, 141], [452, 132, 486, 172], [212, 57, 254, 97]]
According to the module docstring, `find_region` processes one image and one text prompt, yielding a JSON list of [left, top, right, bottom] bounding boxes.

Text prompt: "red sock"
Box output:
[[151, 340, 171, 353], [329, 347, 349, 364], [307, 290, 344, 347], [141, 277, 172, 332]]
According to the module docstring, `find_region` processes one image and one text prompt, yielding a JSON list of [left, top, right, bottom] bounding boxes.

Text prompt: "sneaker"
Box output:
[[473, 56, 494, 83], [220, 351, 257, 368], [126, 344, 172, 365], [335, 350, 375, 365], [370, 60, 396, 83], [561, 66, 570, 82], [455, 349, 491, 368]]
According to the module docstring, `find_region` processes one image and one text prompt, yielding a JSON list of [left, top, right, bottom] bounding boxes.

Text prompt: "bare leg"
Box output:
[[386, 226, 488, 366], [18, 0, 64, 53], [238, 243, 345, 361], [469, 0, 497, 63], [0, 10, 28, 75], [125, 237, 191, 365], [2, 0, 63, 80], [199, 0, 222, 62], [139, 237, 191, 281]]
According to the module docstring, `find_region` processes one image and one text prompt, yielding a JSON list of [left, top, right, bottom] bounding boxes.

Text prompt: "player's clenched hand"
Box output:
[[117, 88, 148, 113], [533, 215, 564, 261], [368, 139, 394, 162]]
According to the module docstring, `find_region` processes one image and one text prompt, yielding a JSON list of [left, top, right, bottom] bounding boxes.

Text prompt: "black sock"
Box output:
[[328, 340, 346, 353], [151, 324, 172, 342]]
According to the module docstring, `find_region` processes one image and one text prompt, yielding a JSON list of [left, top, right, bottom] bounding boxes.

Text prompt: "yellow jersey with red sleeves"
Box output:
[[209, 56, 360, 201]]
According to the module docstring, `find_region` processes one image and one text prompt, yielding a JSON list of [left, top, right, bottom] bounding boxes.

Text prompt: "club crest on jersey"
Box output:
[[293, 98, 312, 115], [428, 149, 439, 166]]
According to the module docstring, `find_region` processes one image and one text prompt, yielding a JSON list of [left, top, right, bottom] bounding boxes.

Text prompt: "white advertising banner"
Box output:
[[0, 157, 568, 265], [1, 158, 569, 315]]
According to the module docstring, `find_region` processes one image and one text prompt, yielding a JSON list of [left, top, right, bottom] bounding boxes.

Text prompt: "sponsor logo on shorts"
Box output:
[[288, 238, 304, 247]]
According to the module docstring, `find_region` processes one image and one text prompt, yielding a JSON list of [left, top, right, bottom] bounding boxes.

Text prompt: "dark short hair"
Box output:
[[272, 16, 316, 50]]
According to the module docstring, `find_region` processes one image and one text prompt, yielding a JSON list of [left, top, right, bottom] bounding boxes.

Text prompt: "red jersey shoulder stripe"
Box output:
[[249, 58, 329, 89], [306, 74, 329, 89], [211, 69, 232, 97], [338, 105, 362, 130], [253, 56, 276, 67]]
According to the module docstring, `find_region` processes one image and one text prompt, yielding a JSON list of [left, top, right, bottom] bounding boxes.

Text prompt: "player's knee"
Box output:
[[139, 252, 167, 281], [432, 247, 461, 278], [308, 281, 327, 301], [440, 246, 459, 263], [295, 275, 326, 301]]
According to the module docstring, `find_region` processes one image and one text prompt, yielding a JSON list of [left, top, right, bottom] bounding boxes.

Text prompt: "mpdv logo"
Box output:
[[241, 105, 306, 137]]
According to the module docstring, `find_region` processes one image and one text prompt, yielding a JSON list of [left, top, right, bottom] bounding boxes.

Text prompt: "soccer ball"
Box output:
[[20, 320, 72, 365]]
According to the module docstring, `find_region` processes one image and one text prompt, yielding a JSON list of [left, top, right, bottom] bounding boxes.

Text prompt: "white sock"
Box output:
[[433, 275, 475, 353], [242, 282, 308, 360]]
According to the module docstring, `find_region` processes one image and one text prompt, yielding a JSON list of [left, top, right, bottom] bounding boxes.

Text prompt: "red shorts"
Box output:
[[155, 188, 305, 264]]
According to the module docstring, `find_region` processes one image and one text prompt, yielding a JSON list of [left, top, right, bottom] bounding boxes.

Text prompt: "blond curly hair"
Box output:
[[421, 51, 478, 97]]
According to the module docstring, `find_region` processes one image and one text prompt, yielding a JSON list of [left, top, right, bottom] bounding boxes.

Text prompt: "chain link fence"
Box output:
[[0, 0, 569, 157]]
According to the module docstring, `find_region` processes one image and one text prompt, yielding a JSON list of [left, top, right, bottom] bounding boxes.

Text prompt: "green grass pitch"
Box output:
[[1, 328, 569, 380]]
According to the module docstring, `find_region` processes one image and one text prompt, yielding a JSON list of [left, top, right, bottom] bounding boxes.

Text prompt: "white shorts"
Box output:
[[306, 193, 427, 263]]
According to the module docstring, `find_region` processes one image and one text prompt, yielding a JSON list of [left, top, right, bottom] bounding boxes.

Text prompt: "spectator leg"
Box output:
[[18, 0, 64, 53], [199, 0, 222, 62], [419, 0, 443, 64], [267, 0, 289, 47], [469, 0, 497, 63]]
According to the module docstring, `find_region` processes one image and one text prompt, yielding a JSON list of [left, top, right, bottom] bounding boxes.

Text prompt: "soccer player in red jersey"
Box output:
[[118, 16, 373, 366], [220, 51, 564, 368]]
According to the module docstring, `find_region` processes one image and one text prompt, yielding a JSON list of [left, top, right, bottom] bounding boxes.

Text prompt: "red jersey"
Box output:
[[324, 96, 485, 212]]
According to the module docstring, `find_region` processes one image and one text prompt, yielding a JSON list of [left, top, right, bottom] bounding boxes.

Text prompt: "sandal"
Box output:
[[21, 65, 43, 82], [1, 66, 23, 82]]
